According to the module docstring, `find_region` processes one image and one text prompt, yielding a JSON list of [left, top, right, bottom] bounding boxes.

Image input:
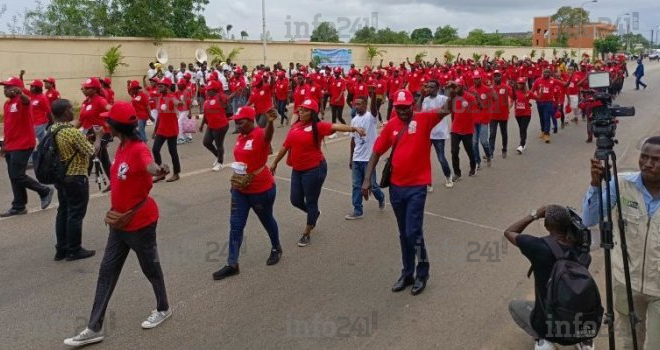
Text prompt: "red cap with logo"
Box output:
[[252, 74, 263, 85], [29, 79, 44, 88], [103, 77, 112, 85], [392, 89, 414, 106], [81, 77, 102, 89], [233, 106, 256, 121], [333, 67, 342, 74], [101, 101, 138, 125], [0, 77, 24, 88], [44, 77, 56, 85], [493, 70, 502, 75], [300, 99, 319, 113], [158, 77, 173, 86], [128, 80, 141, 90], [206, 80, 221, 91], [516, 77, 527, 84]]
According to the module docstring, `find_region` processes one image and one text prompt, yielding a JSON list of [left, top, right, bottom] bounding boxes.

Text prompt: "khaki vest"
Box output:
[[612, 173, 660, 297]]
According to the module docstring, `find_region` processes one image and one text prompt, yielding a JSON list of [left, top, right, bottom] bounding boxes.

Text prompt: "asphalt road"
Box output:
[[1, 63, 659, 350]]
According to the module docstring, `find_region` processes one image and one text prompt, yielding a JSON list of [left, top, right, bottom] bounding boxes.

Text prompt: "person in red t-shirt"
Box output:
[[128, 80, 150, 142], [361, 87, 455, 296], [0, 77, 54, 217], [513, 77, 534, 154], [212, 106, 282, 281], [386, 69, 404, 121], [65, 102, 172, 347], [270, 99, 365, 247], [44, 77, 61, 105], [531, 68, 562, 143], [329, 67, 347, 126], [274, 71, 290, 126], [246, 73, 275, 128], [152, 78, 182, 182], [175, 81, 194, 143], [199, 80, 237, 171], [564, 66, 583, 124], [448, 79, 477, 180], [469, 74, 493, 168], [101, 77, 115, 105], [488, 71, 513, 158]]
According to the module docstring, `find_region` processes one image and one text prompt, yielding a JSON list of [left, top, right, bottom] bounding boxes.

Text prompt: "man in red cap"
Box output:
[[469, 72, 493, 168], [328, 67, 347, 128], [246, 72, 275, 128], [152, 78, 182, 182], [274, 70, 290, 127], [489, 71, 513, 159], [28, 79, 54, 166], [44, 77, 61, 105], [449, 78, 478, 181], [128, 80, 150, 142], [1, 77, 54, 217], [362, 84, 457, 296]]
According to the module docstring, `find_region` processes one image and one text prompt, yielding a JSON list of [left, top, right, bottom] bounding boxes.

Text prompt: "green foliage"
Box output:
[[311, 54, 331, 68], [594, 35, 622, 57], [366, 44, 387, 63], [349, 26, 411, 44], [550, 6, 589, 46], [414, 51, 428, 63], [570, 49, 577, 58], [207, 46, 243, 65], [443, 50, 455, 63], [101, 45, 128, 76], [472, 52, 482, 62], [310, 22, 340, 43], [494, 49, 505, 59], [530, 49, 537, 59], [433, 25, 459, 44], [552, 48, 558, 57], [410, 27, 433, 44]]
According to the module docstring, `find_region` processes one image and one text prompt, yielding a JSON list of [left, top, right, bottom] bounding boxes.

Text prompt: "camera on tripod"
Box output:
[[586, 72, 635, 140], [566, 207, 591, 254]]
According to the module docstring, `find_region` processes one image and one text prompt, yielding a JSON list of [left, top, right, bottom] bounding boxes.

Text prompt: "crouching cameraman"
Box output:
[[582, 136, 660, 350], [505, 205, 597, 350]]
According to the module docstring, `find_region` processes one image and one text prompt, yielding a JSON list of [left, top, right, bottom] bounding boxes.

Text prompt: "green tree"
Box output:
[[240, 30, 248, 40], [410, 27, 433, 44], [102, 45, 128, 76], [433, 25, 458, 44], [350, 26, 377, 43], [366, 44, 387, 63], [551, 6, 589, 45], [594, 35, 622, 59], [310, 22, 340, 43], [350, 27, 410, 44]]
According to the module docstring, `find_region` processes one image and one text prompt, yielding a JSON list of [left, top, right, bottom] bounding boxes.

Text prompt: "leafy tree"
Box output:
[[350, 26, 410, 44], [410, 27, 433, 44], [310, 22, 340, 43], [102, 45, 128, 76], [551, 6, 589, 45], [366, 44, 387, 63], [443, 50, 455, 63], [350, 26, 377, 43], [433, 25, 458, 44], [594, 35, 622, 59]]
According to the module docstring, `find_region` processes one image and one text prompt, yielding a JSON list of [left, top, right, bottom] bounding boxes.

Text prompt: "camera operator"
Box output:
[[505, 205, 594, 350], [582, 136, 660, 349]]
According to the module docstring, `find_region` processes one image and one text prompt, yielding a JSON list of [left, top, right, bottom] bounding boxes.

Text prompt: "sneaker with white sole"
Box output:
[[212, 163, 223, 172], [141, 309, 172, 329], [328, 133, 338, 139], [212, 160, 219, 167], [445, 177, 454, 188], [64, 327, 104, 347], [427, 185, 434, 193], [345, 212, 364, 220], [534, 339, 557, 350], [516, 145, 525, 154]]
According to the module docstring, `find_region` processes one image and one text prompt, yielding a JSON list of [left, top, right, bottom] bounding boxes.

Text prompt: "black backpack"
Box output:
[[35, 125, 75, 185], [539, 236, 604, 345]]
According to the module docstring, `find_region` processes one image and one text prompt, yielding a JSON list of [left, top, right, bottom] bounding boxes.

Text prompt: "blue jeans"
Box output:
[[231, 94, 247, 116], [228, 186, 280, 266], [31, 122, 49, 165], [290, 160, 327, 227], [431, 139, 451, 178], [635, 75, 647, 89], [537, 101, 554, 134], [389, 185, 429, 279], [351, 161, 385, 216], [276, 99, 288, 125], [472, 123, 491, 165], [137, 119, 148, 142]]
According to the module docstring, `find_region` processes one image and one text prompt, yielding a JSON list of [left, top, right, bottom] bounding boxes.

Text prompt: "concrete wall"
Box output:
[[0, 35, 591, 105]]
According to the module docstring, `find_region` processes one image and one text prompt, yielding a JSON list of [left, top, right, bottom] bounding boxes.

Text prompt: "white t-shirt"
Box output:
[[147, 69, 157, 79], [196, 70, 207, 86], [164, 70, 174, 80], [219, 75, 229, 90], [351, 111, 378, 162], [423, 95, 450, 140]]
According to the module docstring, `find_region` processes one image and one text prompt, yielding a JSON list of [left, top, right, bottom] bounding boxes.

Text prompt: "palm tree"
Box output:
[[366, 44, 387, 64], [226, 24, 233, 39], [207, 45, 244, 66]]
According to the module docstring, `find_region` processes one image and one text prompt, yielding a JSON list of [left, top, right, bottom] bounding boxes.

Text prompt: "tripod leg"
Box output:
[[597, 178, 617, 350]]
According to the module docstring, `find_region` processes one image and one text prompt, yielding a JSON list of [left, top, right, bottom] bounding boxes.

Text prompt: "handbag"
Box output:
[[379, 124, 407, 189], [182, 116, 197, 134], [104, 198, 148, 230], [231, 165, 265, 190]]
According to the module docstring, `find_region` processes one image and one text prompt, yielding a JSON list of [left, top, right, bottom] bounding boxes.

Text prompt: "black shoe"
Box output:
[[54, 251, 67, 261], [468, 169, 476, 177], [40, 187, 55, 209], [212, 265, 239, 280], [0, 208, 28, 218], [411, 276, 428, 295], [391, 275, 415, 292], [266, 248, 282, 266], [66, 248, 96, 261], [102, 186, 111, 194], [502, 151, 507, 159], [553, 127, 558, 134], [297, 234, 310, 247]]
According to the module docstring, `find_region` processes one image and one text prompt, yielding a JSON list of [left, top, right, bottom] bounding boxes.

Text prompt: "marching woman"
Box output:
[[513, 77, 534, 154], [199, 80, 237, 171], [64, 102, 171, 347], [127, 80, 150, 142], [270, 99, 365, 247], [152, 78, 182, 183], [212, 106, 282, 280]]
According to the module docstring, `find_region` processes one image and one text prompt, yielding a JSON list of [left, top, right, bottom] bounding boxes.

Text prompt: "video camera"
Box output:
[[566, 207, 591, 254], [587, 72, 635, 141]]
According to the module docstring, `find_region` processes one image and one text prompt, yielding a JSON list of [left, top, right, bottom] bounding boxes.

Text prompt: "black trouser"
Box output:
[[488, 120, 508, 154], [322, 94, 330, 112], [203, 126, 229, 164], [515, 116, 531, 147], [55, 176, 89, 255], [224, 90, 233, 117], [386, 99, 394, 121], [276, 99, 288, 125], [5, 149, 50, 211], [88, 223, 169, 332], [376, 98, 384, 122], [450, 133, 476, 177], [152, 135, 181, 174], [87, 135, 111, 179], [331, 105, 346, 124]]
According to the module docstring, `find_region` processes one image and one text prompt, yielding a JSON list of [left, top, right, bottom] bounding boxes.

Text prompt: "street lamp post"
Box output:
[[262, 0, 267, 65]]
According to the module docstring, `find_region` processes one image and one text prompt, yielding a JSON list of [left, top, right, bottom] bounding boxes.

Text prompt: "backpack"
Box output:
[[538, 236, 604, 345], [35, 125, 75, 185]]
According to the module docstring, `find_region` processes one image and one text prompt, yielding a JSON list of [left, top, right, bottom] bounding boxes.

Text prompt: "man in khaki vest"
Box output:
[[582, 136, 660, 349]]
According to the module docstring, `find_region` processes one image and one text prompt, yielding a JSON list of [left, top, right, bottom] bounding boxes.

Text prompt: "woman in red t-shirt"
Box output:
[[152, 78, 182, 182], [513, 77, 534, 154], [64, 102, 171, 347], [199, 80, 237, 171], [270, 99, 365, 247], [212, 106, 283, 281]]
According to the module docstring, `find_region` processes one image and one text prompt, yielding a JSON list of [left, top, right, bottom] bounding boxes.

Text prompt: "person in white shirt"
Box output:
[[147, 62, 157, 80], [346, 87, 386, 220], [164, 65, 175, 82], [420, 80, 453, 191]]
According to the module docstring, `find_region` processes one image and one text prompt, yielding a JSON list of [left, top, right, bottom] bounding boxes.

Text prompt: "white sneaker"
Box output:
[[328, 133, 338, 139], [141, 309, 172, 329], [534, 339, 557, 350], [427, 185, 434, 193], [212, 160, 219, 167], [445, 177, 454, 188], [212, 163, 223, 172], [343, 132, 350, 136], [64, 327, 104, 347], [516, 145, 525, 154]]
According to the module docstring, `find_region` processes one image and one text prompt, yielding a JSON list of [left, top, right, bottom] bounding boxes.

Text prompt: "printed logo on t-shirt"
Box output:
[[244, 140, 253, 150], [408, 121, 417, 134], [304, 126, 313, 132], [135, 96, 141, 101], [160, 104, 167, 111], [499, 88, 506, 94], [118, 162, 129, 181], [259, 90, 265, 96], [32, 101, 39, 106], [480, 93, 487, 100], [85, 105, 92, 111], [210, 100, 216, 105], [9, 103, 18, 113]]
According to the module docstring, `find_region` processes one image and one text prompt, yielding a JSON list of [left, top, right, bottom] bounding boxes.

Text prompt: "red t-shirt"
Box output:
[[233, 127, 274, 194], [387, 77, 404, 100], [30, 93, 51, 126], [110, 140, 159, 231], [155, 93, 179, 137], [204, 94, 229, 129], [566, 72, 584, 95], [490, 83, 513, 121], [131, 91, 150, 121], [46, 89, 61, 105], [283, 121, 334, 171], [329, 77, 346, 106], [450, 94, 477, 135], [407, 72, 422, 93], [293, 84, 309, 111], [307, 83, 323, 103], [352, 82, 369, 99], [275, 78, 289, 101], [79, 94, 109, 130], [374, 111, 443, 186], [531, 77, 559, 102], [469, 85, 492, 124], [3, 96, 36, 151], [514, 90, 533, 117], [103, 88, 115, 105], [147, 88, 160, 110], [176, 89, 193, 112], [247, 84, 274, 114]]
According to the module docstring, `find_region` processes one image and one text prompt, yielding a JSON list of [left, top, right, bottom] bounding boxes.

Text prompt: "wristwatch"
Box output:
[[530, 210, 539, 220]]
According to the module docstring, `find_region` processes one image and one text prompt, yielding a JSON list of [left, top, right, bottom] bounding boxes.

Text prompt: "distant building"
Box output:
[[533, 16, 617, 48]]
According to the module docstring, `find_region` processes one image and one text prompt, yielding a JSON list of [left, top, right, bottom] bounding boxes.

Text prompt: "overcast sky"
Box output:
[[2, 0, 659, 42]]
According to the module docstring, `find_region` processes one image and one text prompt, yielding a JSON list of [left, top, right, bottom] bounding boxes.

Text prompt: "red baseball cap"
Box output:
[[101, 101, 138, 125], [81, 77, 102, 89], [516, 77, 527, 84], [493, 70, 502, 75], [103, 77, 112, 85], [44, 77, 56, 85], [233, 106, 256, 121], [29, 79, 44, 88], [158, 77, 173, 86], [252, 74, 263, 85], [392, 89, 414, 106], [472, 72, 482, 79], [0, 77, 25, 88], [277, 70, 286, 77], [177, 80, 188, 87], [300, 99, 319, 113], [206, 80, 222, 91], [128, 80, 141, 90], [333, 67, 342, 73], [454, 78, 465, 86], [149, 77, 160, 84], [184, 72, 192, 80]]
